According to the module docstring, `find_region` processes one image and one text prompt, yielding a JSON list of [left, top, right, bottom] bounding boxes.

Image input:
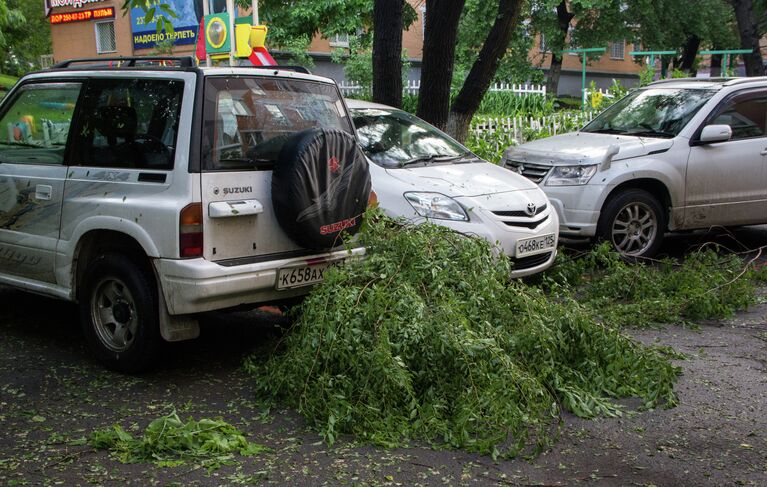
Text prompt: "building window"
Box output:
[[610, 40, 625, 60], [95, 21, 116, 54], [539, 34, 548, 53], [329, 33, 349, 48], [421, 5, 427, 40]]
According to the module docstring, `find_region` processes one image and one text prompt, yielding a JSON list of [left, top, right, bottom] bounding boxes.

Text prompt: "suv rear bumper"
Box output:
[[155, 247, 365, 315]]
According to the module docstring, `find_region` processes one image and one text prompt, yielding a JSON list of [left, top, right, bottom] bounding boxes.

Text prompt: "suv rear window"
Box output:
[[202, 77, 352, 171]]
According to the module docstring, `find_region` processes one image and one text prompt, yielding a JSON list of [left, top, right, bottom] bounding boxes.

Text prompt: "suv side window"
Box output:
[[710, 92, 767, 141], [0, 82, 81, 165], [74, 78, 183, 169]]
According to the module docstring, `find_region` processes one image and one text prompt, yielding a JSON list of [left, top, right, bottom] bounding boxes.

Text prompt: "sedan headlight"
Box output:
[[404, 192, 469, 221], [545, 164, 598, 186]]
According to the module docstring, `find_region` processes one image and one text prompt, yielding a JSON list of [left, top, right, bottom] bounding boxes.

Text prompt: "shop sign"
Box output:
[[130, 0, 204, 50], [50, 6, 115, 25], [46, 0, 106, 9]]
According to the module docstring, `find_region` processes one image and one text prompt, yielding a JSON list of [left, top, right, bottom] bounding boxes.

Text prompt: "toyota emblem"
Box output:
[[525, 202, 537, 216]]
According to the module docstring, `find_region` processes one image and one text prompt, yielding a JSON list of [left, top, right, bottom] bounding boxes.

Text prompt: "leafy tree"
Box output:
[[454, 0, 541, 85], [1, 1, 50, 76], [627, 0, 736, 76], [529, 0, 629, 96], [0, 0, 24, 50], [120, 0, 177, 34], [446, 0, 527, 140]]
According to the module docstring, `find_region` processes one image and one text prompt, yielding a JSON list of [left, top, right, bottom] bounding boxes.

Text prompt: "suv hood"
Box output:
[[384, 161, 539, 197], [506, 131, 675, 165]]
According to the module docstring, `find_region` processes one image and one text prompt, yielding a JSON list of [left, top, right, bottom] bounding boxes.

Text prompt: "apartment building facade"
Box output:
[[51, 0, 760, 96]]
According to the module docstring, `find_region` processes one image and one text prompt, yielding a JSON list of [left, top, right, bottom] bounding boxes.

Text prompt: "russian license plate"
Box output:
[[276, 261, 340, 290], [516, 233, 556, 257]]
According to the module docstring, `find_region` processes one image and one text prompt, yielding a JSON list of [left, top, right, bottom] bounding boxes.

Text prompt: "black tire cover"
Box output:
[[272, 128, 371, 250]]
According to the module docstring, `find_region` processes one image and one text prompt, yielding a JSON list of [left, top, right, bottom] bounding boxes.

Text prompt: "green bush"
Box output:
[[476, 92, 555, 117], [247, 216, 681, 458]]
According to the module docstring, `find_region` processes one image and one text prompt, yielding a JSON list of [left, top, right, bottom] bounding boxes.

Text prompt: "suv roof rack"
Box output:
[[648, 77, 733, 86], [52, 56, 197, 69]]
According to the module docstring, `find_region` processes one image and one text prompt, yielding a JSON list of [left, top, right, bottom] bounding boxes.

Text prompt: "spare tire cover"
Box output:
[[272, 128, 371, 250]]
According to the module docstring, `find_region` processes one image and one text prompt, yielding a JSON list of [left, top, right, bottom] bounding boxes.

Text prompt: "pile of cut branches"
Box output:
[[247, 216, 682, 458], [545, 242, 765, 328]]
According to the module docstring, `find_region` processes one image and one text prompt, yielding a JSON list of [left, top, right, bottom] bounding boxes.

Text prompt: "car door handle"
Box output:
[[208, 199, 264, 218], [760, 149, 767, 156], [35, 185, 52, 201]]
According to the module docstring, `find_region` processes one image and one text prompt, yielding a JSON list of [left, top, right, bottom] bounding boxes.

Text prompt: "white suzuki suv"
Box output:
[[0, 57, 371, 372], [503, 77, 767, 257]]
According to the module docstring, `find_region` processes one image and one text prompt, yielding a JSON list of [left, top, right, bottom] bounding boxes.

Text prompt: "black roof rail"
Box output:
[[52, 56, 197, 69]]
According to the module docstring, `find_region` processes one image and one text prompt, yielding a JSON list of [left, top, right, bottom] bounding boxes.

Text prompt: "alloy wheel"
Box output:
[[610, 201, 658, 256]]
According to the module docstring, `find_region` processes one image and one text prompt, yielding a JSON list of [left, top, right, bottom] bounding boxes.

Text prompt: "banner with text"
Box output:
[[130, 0, 204, 50]]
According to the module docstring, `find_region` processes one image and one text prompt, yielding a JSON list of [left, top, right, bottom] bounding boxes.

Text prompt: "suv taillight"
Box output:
[[180, 203, 203, 258]]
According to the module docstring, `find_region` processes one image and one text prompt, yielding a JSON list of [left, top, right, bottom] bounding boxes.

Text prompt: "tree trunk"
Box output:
[[545, 1, 575, 97], [730, 0, 766, 76], [447, 0, 525, 142], [416, 0, 466, 130], [660, 57, 670, 78], [710, 53, 723, 77], [372, 0, 405, 107], [679, 35, 700, 75]]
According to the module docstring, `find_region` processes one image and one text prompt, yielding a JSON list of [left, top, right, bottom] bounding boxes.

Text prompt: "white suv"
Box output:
[[503, 77, 767, 257], [0, 57, 370, 372]]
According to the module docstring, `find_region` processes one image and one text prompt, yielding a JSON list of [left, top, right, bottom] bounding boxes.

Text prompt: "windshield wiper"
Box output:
[[628, 129, 675, 138], [400, 153, 465, 167], [584, 128, 626, 135]]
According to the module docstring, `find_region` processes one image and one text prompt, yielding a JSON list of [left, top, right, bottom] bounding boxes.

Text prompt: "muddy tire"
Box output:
[[597, 189, 665, 258], [79, 253, 161, 373]]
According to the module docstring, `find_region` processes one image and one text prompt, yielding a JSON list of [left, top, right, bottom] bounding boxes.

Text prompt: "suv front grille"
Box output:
[[512, 252, 553, 270], [504, 160, 551, 183]]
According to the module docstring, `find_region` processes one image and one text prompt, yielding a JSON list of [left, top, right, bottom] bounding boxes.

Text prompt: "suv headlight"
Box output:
[[545, 164, 597, 186], [404, 192, 469, 221]]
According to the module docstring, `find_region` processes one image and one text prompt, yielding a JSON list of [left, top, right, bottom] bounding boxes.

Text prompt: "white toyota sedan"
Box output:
[[347, 99, 559, 277]]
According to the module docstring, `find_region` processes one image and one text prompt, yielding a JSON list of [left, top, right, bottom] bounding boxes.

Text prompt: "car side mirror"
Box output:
[[699, 124, 732, 144]]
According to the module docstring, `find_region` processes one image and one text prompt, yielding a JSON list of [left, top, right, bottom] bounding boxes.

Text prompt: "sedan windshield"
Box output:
[[582, 88, 716, 138], [351, 107, 471, 168]]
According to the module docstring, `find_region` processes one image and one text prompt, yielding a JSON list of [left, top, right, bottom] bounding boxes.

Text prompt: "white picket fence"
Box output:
[[469, 111, 596, 150], [338, 80, 547, 97]]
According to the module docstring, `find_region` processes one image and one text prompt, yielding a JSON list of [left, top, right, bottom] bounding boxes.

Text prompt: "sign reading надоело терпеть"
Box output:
[[130, 0, 204, 50]]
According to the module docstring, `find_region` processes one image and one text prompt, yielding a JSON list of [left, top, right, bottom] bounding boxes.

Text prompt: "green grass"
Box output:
[[0, 74, 19, 90]]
